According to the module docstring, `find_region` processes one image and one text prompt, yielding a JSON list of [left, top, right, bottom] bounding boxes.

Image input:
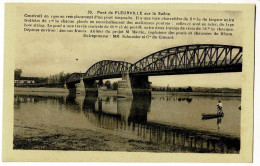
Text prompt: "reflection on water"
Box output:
[[14, 92, 240, 153]]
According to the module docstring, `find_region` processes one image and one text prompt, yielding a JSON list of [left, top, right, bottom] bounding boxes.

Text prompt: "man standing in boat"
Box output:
[[217, 100, 223, 114]]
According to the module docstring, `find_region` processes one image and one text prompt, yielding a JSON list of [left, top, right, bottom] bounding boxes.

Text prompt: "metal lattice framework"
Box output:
[[66, 73, 83, 84], [66, 44, 242, 84], [84, 60, 137, 78], [66, 60, 137, 83], [129, 44, 242, 73]]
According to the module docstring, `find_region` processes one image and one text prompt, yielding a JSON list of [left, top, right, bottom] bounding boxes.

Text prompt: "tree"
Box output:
[[112, 82, 118, 90], [14, 69, 22, 79], [105, 80, 111, 89], [187, 86, 193, 92], [58, 72, 65, 84], [46, 72, 71, 87]]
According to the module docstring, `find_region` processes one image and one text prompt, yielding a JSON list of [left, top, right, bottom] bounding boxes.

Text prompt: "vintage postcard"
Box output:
[[2, 3, 255, 162]]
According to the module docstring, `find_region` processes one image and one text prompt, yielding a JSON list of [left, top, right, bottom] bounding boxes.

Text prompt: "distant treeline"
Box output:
[[100, 81, 118, 90], [17, 83, 66, 88], [15, 68, 71, 88], [192, 87, 241, 94], [152, 86, 193, 92], [151, 86, 241, 94]]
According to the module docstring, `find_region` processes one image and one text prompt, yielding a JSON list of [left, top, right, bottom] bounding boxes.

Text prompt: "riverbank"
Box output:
[[14, 87, 68, 93], [14, 125, 161, 152], [14, 87, 241, 97], [13, 124, 222, 153]]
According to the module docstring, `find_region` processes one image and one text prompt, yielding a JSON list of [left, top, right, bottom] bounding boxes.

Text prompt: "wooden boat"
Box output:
[[202, 113, 224, 120]]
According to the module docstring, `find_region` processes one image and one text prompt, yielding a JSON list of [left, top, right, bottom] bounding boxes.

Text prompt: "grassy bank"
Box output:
[[14, 124, 220, 153], [15, 87, 68, 93]]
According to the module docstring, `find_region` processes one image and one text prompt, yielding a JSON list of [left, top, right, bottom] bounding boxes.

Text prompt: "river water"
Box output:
[[14, 91, 241, 153]]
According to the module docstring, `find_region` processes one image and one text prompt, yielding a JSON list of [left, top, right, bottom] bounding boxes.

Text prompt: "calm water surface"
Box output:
[[14, 91, 241, 153]]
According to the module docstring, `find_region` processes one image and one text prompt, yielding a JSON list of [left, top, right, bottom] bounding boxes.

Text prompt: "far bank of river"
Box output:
[[14, 87, 241, 97]]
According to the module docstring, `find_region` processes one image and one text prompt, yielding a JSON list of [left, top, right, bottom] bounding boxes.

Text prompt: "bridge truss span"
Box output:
[[66, 73, 83, 84], [83, 60, 138, 79], [66, 44, 243, 84], [129, 44, 242, 74]]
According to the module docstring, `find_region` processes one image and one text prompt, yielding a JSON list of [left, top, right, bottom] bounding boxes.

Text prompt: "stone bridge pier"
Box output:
[[66, 77, 85, 95], [66, 83, 77, 94], [66, 78, 102, 97], [83, 79, 98, 96], [117, 71, 151, 98], [67, 73, 151, 98]]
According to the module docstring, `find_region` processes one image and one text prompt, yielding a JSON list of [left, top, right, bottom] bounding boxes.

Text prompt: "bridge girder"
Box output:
[[66, 73, 83, 85], [84, 60, 137, 79], [66, 44, 243, 84], [130, 44, 242, 73]]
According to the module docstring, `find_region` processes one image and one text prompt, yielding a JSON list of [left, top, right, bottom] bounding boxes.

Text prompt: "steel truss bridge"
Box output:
[[66, 44, 242, 84]]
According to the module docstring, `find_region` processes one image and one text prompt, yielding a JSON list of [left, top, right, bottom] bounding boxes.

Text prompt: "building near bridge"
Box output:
[[14, 77, 38, 87]]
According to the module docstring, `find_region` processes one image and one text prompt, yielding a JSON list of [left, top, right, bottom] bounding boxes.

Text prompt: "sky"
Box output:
[[14, 4, 243, 88]]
